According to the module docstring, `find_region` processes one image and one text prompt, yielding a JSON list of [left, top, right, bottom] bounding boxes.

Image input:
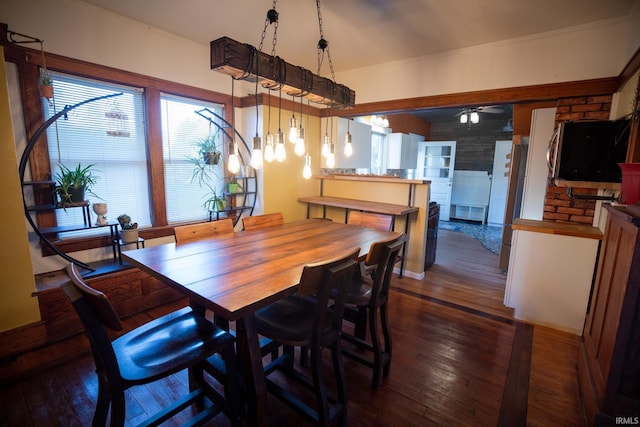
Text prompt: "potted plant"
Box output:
[[228, 177, 239, 194], [55, 163, 100, 206], [117, 213, 139, 243], [39, 75, 54, 100], [196, 133, 221, 165], [202, 184, 226, 212]]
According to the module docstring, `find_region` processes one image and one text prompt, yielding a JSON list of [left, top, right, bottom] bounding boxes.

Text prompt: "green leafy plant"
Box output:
[[201, 183, 226, 212], [187, 129, 225, 213], [39, 75, 53, 86], [195, 132, 221, 165], [54, 163, 100, 205], [117, 213, 138, 230]]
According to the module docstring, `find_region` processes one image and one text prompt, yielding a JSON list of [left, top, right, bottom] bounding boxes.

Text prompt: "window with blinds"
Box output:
[[160, 94, 225, 223], [44, 71, 150, 236]]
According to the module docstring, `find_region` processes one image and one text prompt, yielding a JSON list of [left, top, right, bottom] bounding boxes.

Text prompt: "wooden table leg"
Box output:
[[235, 314, 267, 427]]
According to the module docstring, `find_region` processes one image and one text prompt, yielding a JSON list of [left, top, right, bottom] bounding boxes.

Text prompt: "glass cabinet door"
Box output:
[[417, 141, 456, 221], [422, 144, 453, 178]]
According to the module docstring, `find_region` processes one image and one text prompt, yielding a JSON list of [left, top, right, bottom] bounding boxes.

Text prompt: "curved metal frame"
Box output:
[[19, 93, 123, 271], [195, 108, 258, 224]]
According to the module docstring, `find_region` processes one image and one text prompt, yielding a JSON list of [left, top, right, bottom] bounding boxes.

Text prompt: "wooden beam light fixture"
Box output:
[[210, 36, 355, 108], [211, 0, 354, 179]]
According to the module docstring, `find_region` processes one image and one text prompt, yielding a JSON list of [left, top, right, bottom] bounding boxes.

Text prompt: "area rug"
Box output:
[[439, 222, 462, 231]]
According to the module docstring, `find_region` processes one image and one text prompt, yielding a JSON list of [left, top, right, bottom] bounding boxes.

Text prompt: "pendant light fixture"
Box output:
[[303, 154, 312, 179], [326, 142, 336, 168], [251, 56, 263, 170], [294, 95, 306, 156], [209, 0, 354, 178], [326, 110, 336, 168], [344, 112, 353, 157], [275, 88, 286, 162], [288, 94, 298, 143], [227, 77, 241, 174], [302, 98, 312, 179], [264, 91, 275, 163]]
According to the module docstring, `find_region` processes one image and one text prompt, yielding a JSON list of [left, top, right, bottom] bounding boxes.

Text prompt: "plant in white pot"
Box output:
[[117, 213, 139, 243]]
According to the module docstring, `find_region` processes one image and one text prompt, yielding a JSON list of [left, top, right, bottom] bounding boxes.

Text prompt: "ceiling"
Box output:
[[80, 0, 637, 73], [80, 0, 637, 129]]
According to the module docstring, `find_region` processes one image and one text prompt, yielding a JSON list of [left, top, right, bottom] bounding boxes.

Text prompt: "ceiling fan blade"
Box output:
[[476, 105, 504, 114]]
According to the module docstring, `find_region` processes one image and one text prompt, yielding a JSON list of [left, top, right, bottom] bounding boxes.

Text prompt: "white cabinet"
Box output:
[[504, 221, 601, 335], [450, 170, 491, 223], [334, 117, 372, 169], [386, 133, 419, 169]]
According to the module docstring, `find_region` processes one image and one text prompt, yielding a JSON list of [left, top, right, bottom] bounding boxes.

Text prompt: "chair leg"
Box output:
[[221, 345, 242, 427], [331, 340, 348, 427], [92, 378, 110, 427], [299, 345, 308, 367], [380, 302, 392, 378], [310, 347, 330, 427], [354, 306, 367, 341], [368, 306, 382, 390], [189, 364, 206, 408], [283, 345, 295, 370], [108, 388, 126, 427]]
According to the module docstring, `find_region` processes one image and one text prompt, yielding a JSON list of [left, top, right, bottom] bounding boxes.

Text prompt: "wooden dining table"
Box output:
[[122, 218, 400, 426]]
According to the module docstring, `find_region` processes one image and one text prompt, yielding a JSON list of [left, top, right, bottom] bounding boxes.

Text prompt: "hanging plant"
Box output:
[[38, 39, 53, 100], [39, 75, 54, 100]]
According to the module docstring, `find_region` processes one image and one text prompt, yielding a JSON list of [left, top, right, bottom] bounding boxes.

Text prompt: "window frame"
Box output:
[[5, 44, 233, 255]]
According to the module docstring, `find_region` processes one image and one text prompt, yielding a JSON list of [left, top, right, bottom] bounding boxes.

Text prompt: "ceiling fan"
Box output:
[[455, 105, 504, 124]]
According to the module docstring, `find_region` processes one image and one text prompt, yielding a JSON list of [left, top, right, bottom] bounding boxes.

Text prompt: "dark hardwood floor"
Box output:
[[0, 229, 586, 426]]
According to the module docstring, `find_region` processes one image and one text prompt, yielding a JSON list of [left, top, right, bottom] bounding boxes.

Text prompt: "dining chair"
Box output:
[[347, 210, 393, 231], [174, 217, 234, 244], [241, 212, 284, 230], [254, 247, 360, 427], [341, 235, 404, 389], [61, 263, 241, 427]]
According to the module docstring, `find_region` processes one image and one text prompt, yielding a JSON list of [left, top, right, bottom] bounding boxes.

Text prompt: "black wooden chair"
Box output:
[[61, 263, 241, 427], [254, 248, 360, 427], [341, 235, 404, 389]]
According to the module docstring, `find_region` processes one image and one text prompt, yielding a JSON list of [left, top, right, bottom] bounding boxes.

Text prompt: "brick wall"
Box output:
[[543, 95, 612, 224]]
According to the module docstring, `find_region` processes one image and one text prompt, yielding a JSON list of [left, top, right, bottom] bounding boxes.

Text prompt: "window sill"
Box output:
[[40, 225, 177, 257]]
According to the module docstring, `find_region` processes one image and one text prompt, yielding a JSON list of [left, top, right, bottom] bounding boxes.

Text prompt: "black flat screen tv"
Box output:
[[553, 119, 630, 182]]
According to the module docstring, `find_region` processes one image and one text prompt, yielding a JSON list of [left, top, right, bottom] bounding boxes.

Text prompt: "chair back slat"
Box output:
[[376, 239, 404, 301], [297, 247, 360, 298], [242, 212, 284, 231], [347, 211, 393, 231], [364, 234, 402, 267], [174, 218, 234, 244], [298, 248, 360, 348]]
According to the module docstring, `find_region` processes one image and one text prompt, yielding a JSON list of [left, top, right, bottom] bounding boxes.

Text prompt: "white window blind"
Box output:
[[160, 94, 225, 223], [44, 71, 150, 236]]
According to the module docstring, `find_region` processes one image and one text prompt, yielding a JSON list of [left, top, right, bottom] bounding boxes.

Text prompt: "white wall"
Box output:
[[0, 0, 229, 93], [341, 15, 640, 104]]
